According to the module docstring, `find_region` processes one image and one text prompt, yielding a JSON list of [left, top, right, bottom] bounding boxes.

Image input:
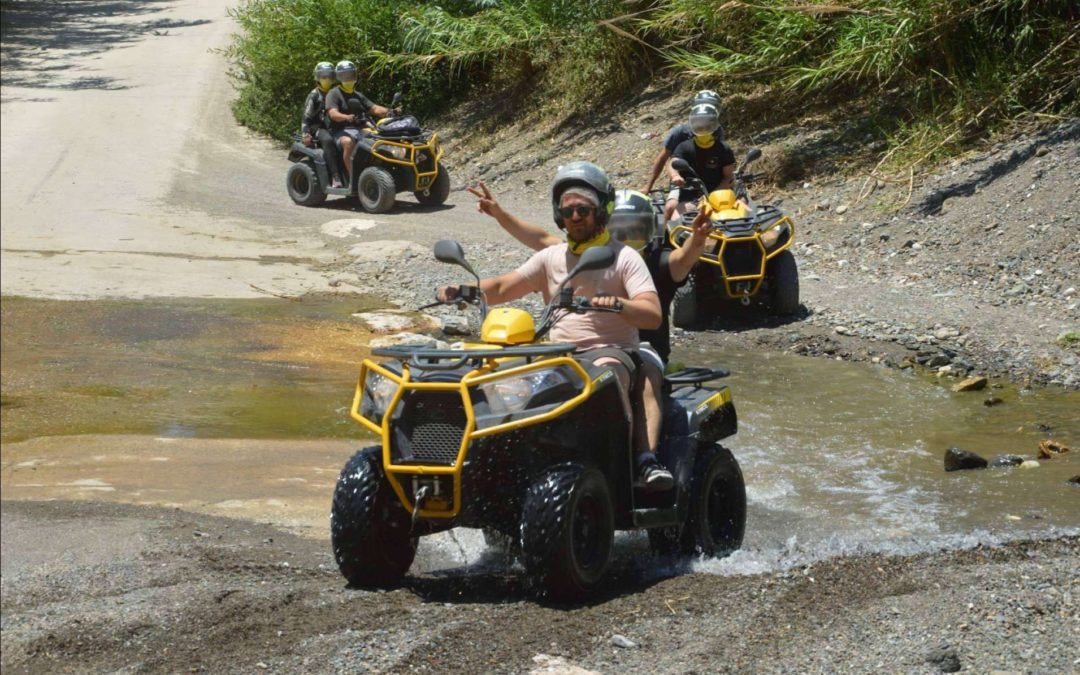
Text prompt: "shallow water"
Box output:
[[2, 297, 1076, 574]]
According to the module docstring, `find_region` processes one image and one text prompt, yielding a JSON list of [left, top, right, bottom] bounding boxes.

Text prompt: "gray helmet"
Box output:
[[313, 61, 335, 81], [334, 60, 358, 83], [550, 161, 615, 228], [693, 89, 721, 109], [609, 189, 657, 253]]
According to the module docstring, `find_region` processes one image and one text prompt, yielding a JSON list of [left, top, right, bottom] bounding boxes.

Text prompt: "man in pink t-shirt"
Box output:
[[437, 162, 674, 491]]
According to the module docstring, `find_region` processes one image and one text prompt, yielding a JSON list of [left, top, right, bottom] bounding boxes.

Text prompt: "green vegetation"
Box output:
[[227, 0, 1078, 164]]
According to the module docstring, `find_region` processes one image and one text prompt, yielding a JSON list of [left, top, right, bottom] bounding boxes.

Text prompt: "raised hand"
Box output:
[[465, 181, 502, 218]]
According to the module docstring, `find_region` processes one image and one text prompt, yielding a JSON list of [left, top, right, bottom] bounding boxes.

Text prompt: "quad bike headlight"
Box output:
[[380, 144, 408, 161], [478, 368, 574, 415], [362, 371, 399, 418]]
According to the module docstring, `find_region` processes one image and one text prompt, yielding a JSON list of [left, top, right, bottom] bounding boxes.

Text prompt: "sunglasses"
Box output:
[[558, 205, 596, 219]]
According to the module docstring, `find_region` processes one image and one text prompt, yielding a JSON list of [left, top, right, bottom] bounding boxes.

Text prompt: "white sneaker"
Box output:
[[640, 462, 674, 493]]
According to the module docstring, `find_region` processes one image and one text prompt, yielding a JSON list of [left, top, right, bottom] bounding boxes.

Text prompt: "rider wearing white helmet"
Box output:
[[672, 103, 736, 196], [644, 90, 726, 223]]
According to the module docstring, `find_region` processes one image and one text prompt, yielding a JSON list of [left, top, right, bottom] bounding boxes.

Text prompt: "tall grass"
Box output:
[[228, 0, 1078, 166]]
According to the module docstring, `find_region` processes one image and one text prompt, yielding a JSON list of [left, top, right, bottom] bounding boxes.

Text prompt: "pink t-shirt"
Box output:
[[514, 241, 657, 351]]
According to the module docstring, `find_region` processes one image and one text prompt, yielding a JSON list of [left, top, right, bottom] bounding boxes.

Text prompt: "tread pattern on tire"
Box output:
[[686, 443, 746, 557], [286, 161, 326, 207], [769, 249, 800, 315], [672, 275, 702, 330], [358, 166, 397, 213], [331, 447, 415, 587]]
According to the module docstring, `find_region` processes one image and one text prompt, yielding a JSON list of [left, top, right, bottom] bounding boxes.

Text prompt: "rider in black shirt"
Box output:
[[324, 60, 393, 184], [672, 103, 735, 197]]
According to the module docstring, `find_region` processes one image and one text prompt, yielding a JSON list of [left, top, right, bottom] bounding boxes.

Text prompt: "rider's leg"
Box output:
[[339, 136, 356, 182], [641, 359, 663, 453], [316, 128, 342, 187]]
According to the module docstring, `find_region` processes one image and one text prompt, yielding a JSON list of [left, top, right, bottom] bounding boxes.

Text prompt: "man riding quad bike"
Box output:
[[286, 61, 450, 213], [330, 240, 746, 601], [667, 146, 799, 327]]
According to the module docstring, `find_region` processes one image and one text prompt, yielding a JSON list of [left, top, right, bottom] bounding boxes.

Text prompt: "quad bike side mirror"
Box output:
[[670, 158, 694, 176], [433, 240, 479, 280], [738, 148, 762, 173], [390, 92, 403, 109]]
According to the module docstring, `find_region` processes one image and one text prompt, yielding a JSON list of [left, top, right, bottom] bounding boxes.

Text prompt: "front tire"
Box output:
[[520, 464, 613, 602], [331, 447, 417, 588], [357, 166, 397, 213], [768, 249, 800, 315], [286, 161, 326, 207], [415, 163, 450, 206], [672, 274, 703, 330], [685, 444, 746, 556]]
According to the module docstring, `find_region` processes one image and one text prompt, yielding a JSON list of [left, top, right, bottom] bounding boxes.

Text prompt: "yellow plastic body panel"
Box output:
[[368, 132, 444, 191], [668, 198, 797, 300], [481, 308, 536, 345], [350, 354, 593, 519]]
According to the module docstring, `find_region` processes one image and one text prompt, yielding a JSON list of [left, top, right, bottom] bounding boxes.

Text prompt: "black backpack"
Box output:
[[377, 115, 422, 137]]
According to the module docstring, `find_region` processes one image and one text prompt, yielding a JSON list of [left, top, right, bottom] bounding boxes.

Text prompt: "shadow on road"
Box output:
[[0, 0, 211, 91]]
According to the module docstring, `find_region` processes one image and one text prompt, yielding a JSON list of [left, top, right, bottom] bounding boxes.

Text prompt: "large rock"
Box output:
[[951, 376, 988, 392], [1037, 439, 1070, 459], [944, 447, 988, 472], [1067, 475, 1080, 487], [353, 311, 439, 333], [988, 454, 1025, 468], [439, 315, 472, 336], [368, 332, 449, 350]]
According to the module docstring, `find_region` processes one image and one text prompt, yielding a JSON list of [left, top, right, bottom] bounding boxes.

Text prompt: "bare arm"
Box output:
[[590, 291, 662, 330], [437, 271, 532, 307], [327, 107, 348, 123], [369, 104, 389, 118], [719, 163, 735, 190], [467, 181, 560, 251], [644, 148, 672, 193], [667, 208, 712, 283]]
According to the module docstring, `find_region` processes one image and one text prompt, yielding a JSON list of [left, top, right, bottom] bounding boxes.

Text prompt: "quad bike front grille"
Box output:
[[722, 240, 763, 278], [414, 148, 436, 176], [391, 392, 467, 465]]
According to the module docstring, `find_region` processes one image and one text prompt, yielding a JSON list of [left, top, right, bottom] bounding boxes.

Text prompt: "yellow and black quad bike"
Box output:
[[667, 148, 799, 328], [331, 240, 746, 601], [286, 93, 449, 213]]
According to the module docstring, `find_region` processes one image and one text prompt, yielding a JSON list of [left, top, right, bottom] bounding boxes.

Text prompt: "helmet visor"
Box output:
[[315, 67, 335, 80], [608, 213, 656, 252], [689, 114, 718, 135], [336, 69, 358, 84]]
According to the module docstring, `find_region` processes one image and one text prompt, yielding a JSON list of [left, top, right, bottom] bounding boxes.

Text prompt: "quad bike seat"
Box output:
[[375, 115, 422, 138]]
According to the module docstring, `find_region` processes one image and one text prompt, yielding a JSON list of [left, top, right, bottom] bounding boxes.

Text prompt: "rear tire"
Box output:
[[672, 275, 703, 330], [331, 447, 417, 588], [685, 444, 746, 557], [286, 161, 326, 207], [521, 464, 613, 602], [768, 249, 799, 316], [415, 163, 450, 206], [357, 166, 397, 213]]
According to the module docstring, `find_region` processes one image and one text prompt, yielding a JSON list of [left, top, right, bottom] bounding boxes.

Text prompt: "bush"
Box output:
[[227, 0, 1078, 160]]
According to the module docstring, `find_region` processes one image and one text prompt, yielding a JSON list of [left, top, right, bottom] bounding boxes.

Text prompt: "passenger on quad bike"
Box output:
[[324, 60, 395, 184], [466, 180, 713, 475], [441, 163, 676, 491], [671, 103, 736, 217], [301, 61, 343, 188], [644, 90, 724, 222]]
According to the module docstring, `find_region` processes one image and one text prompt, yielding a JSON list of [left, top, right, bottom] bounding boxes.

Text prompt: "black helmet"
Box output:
[[609, 189, 657, 253], [693, 89, 721, 109], [334, 60, 358, 84], [313, 61, 335, 82], [550, 161, 615, 229]]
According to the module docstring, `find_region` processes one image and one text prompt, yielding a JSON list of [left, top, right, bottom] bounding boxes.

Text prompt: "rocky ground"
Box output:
[[2, 501, 1077, 674], [342, 102, 1079, 389]]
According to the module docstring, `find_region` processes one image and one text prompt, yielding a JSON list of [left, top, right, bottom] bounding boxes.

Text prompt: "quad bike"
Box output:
[[286, 92, 450, 213], [667, 148, 799, 328], [331, 241, 746, 601]]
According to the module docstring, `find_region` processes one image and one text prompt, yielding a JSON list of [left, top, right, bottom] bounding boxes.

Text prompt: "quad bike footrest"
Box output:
[[631, 507, 679, 529]]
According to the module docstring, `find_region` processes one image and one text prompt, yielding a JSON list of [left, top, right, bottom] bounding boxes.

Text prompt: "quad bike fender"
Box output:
[[288, 141, 318, 164]]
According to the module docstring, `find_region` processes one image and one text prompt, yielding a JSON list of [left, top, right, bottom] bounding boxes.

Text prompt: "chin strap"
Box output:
[[694, 133, 716, 149], [567, 229, 610, 256]]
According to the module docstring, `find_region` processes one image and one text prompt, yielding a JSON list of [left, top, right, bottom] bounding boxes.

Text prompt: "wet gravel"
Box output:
[[2, 501, 1077, 674]]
